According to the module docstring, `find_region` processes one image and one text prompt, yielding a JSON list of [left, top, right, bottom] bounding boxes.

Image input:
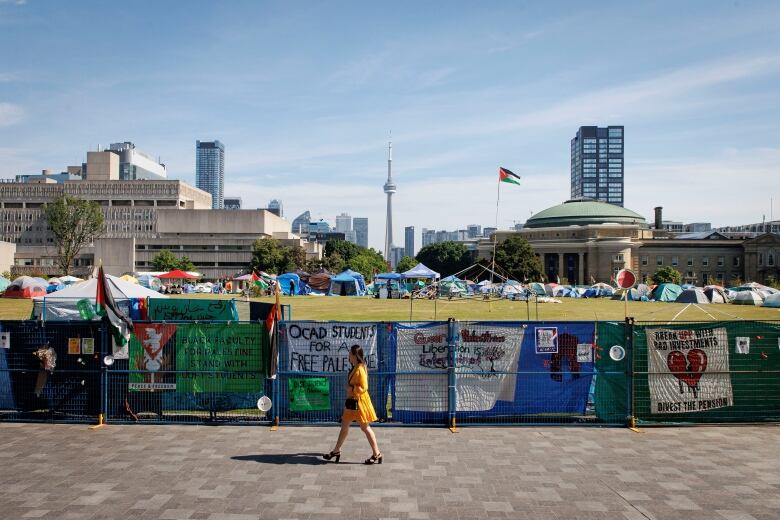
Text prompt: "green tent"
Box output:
[[652, 283, 683, 302], [0, 277, 10, 292]]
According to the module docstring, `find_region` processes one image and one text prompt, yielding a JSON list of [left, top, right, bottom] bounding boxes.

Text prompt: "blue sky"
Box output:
[[1, 1, 779, 251]]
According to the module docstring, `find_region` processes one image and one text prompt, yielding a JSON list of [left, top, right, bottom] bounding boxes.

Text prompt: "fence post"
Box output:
[[447, 317, 457, 432], [271, 321, 281, 430], [93, 322, 108, 429], [625, 317, 636, 428]]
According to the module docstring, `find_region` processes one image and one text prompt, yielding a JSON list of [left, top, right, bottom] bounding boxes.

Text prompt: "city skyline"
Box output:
[[0, 2, 778, 251]]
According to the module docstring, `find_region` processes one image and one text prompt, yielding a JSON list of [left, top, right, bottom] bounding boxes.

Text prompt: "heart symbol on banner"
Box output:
[[666, 349, 708, 398]]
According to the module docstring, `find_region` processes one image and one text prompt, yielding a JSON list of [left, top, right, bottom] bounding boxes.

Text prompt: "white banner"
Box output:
[[455, 325, 525, 412], [647, 327, 733, 414], [284, 322, 378, 373], [395, 324, 449, 412]]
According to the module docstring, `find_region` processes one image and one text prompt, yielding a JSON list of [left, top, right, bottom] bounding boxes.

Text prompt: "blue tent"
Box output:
[[277, 273, 303, 295], [653, 283, 683, 302], [329, 270, 366, 296], [340, 269, 367, 293], [375, 272, 402, 281]]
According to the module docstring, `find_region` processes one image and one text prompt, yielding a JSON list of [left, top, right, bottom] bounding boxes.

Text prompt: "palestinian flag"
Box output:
[[265, 284, 282, 377], [499, 167, 521, 186], [95, 266, 133, 347]]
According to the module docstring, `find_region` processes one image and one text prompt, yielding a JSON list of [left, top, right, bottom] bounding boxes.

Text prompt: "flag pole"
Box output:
[[491, 171, 501, 285]]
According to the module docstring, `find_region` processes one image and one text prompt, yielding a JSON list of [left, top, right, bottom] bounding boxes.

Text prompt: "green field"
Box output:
[[2, 293, 778, 322]]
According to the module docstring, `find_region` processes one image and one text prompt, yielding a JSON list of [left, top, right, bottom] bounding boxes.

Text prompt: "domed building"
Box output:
[[477, 198, 756, 285]]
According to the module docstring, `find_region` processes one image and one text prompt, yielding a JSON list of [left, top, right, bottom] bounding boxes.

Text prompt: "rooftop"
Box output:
[[525, 199, 647, 229]]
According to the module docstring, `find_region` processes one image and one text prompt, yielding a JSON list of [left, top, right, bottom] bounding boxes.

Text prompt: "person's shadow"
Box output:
[[232, 453, 360, 465]]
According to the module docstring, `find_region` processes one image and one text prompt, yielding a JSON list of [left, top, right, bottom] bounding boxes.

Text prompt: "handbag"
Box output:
[[344, 398, 359, 410]]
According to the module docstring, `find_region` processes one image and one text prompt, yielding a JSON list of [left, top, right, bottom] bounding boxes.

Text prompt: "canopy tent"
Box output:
[[375, 272, 402, 281], [158, 269, 198, 280], [652, 283, 683, 302], [763, 293, 780, 308], [732, 290, 763, 306], [4, 276, 48, 298], [33, 274, 167, 320], [675, 288, 709, 304], [401, 263, 440, 280], [704, 286, 728, 304], [328, 271, 365, 296], [0, 276, 10, 292]]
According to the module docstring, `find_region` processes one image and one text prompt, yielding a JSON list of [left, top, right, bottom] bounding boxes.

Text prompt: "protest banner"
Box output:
[[394, 323, 449, 413], [129, 324, 177, 391], [646, 327, 733, 414], [288, 377, 330, 411], [282, 322, 378, 373], [147, 299, 238, 321]]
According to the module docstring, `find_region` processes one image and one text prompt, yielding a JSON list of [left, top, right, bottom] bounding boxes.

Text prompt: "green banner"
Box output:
[[148, 299, 239, 321], [288, 377, 330, 412], [176, 323, 265, 393]]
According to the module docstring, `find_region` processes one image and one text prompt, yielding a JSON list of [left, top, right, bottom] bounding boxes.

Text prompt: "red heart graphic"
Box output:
[[666, 349, 708, 395]]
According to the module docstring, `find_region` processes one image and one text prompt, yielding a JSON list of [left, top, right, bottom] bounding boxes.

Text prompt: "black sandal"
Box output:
[[364, 453, 383, 465], [323, 451, 340, 463]]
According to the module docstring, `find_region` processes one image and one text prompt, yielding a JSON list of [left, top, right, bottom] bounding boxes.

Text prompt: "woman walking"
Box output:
[[323, 345, 382, 464]]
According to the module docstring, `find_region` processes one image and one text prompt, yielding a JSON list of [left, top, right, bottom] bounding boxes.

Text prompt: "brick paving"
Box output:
[[1, 423, 780, 519]]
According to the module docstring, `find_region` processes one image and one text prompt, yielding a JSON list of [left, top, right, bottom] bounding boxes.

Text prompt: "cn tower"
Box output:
[[383, 138, 396, 262]]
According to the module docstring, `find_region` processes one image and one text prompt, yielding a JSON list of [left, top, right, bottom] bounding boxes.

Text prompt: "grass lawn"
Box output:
[[3, 293, 778, 322]]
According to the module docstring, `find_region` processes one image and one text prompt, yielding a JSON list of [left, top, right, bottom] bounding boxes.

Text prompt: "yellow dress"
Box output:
[[342, 363, 378, 424]]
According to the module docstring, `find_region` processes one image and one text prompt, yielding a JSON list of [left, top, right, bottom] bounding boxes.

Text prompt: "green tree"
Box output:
[[250, 238, 290, 274], [324, 240, 362, 263], [415, 241, 471, 277], [346, 250, 387, 279], [323, 251, 345, 273], [43, 195, 105, 275], [151, 249, 195, 272], [493, 236, 544, 282], [395, 256, 416, 273], [288, 245, 307, 271], [651, 266, 682, 285]]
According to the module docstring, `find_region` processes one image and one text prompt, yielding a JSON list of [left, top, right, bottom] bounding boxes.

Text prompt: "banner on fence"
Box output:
[[283, 322, 378, 373], [147, 299, 239, 322], [129, 324, 177, 391], [394, 323, 448, 413], [288, 377, 330, 411], [646, 327, 733, 414], [455, 324, 524, 411], [176, 324, 264, 393]]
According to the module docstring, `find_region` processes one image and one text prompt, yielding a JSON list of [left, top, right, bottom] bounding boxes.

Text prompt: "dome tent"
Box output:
[[763, 293, 780, 308], [675, 288, 709, 304], [328, 271, 365, 296], [4, 276, 48, 298], [277, 273, 306, 295], [652, 283, 683, 302]]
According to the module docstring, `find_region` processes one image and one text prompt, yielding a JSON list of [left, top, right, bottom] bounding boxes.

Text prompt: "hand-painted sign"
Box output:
[[646, 327, 733, 414], [147, 299, 239, 321], [288, 377, 330, 412], [129, 324, 177, 391], [282, 322, 378, 373], [394, 323, 449, 412]]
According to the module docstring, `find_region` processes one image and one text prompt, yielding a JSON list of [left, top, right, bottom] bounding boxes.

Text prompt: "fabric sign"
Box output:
[[394, 323, 449, 412], [288, 377, 330, 411], [283, 322, 378, 373], [147, 299, 239, 321]]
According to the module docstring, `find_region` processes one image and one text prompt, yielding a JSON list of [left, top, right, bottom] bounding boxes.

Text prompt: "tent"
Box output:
[[636, 284, 651, 297], [277, 273, 304, 295], [401, 263, 440, 280], [763, 293, 780, 308], [119, 274, 139, 284], [59, 275, 82, 285], [158, 269, 198, 280], [308, 271, 332, 292], [46, 284, 65, 294], [3, 276, 48, 298], [611, 288, 640, 301], [441, 275, 468, 296], [544, 283, 559, 296], [732, 290, 763, 306], [137, 274, 162, 291], [34, 274, 167, 320], [328, 271, 365, 296], [675, 288, 709, 304], [233, 273, 254, 281], [704, 286, 728, 304], [527, 282, 547, 296], [340, 269, 367, 293], [0, 276, 10, 292], [652, 283, 683, 302]]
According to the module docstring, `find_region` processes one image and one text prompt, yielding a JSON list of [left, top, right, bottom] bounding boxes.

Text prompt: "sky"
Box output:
[[1, 1, 779, 252]]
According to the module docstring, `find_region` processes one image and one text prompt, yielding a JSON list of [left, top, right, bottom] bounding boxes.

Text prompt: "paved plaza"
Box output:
[[1, 423, 779, 519]]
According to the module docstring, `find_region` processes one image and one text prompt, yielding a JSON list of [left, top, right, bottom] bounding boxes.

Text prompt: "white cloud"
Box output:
[[0, 103, 23, 127]]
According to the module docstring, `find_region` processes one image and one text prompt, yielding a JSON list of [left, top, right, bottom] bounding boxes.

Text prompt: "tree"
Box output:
[[651, 266, 682, 285], [43, 195, 105, 275], [250, 238, 290, 274], [324, 240, 362, 263], [288, 245, 307, 271], [395, 256, 416, 273], [346, 250, 387, 279], [152, 249, 196, 271], [415, 241, 471, 277], [493, 237, 544, 282]]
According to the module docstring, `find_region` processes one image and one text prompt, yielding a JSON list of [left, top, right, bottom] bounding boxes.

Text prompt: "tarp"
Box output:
[[763, 293, 780, 308], [147, 298, 239, 321], [675, 288, 709, 304], [4, 276, 49, 298], [277, 273, 303, 295], [652, 283, 683, 302], [307, 272, 332, 291], [401, 263, 440, 279]]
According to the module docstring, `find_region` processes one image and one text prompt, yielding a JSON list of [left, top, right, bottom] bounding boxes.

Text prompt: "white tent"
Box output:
[[401, 263, 440, 280], [34, 274, 167, 320]]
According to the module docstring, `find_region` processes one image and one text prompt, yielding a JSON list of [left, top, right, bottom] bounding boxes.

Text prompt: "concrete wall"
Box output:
[[0, 241, 16, 275], [93, 238, 135, 276], [156, 209, 290, 236], [86, 151, 119, 180]]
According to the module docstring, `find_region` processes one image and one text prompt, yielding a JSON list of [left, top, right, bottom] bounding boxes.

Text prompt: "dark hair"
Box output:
[[350, 344, 365, 365]]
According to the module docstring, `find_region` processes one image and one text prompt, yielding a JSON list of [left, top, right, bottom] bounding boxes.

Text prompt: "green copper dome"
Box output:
[[525, 199, 647, 228]]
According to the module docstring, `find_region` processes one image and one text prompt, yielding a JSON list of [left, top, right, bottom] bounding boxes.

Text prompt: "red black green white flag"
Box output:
[[499, 167, 521, 186], [95, 266, 133, 348]]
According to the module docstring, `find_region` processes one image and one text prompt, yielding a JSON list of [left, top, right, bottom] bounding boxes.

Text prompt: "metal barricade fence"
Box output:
[[0, 320, 103, 423], [632, 320, 780, 424], [106, 321, 271, 424]]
